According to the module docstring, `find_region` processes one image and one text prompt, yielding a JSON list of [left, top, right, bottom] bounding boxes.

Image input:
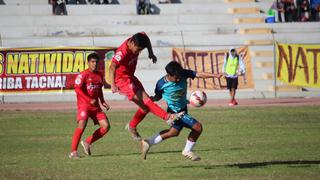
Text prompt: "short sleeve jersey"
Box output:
[[74, 69, 104, 109], [112, 35, 148, 80], [154, 70, 196, 113]]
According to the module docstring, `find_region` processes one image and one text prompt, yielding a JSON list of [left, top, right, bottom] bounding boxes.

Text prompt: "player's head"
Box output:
[[230, 48, 236, 57], [165, 61, 183, 83], [87, 53, 100, 72], [128, 33, 149, 55]]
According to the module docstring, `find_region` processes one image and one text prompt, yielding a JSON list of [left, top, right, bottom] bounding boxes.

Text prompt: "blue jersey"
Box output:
[[154, 70, 196, 113]]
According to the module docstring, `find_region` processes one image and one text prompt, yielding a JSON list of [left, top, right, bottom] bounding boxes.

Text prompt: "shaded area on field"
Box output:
[[169, 160, 320, 169]]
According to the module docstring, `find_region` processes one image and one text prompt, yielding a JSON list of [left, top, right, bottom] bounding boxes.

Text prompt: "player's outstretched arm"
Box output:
[[196, 72, 223, 79]]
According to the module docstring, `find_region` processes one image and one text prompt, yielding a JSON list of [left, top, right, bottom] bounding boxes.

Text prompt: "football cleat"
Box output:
[[141, 139, 150, 160], [125, 124, 142, 141], [68, 151, 80, 159], [182, 151, 201, 161], [81, 140, 92, 156]]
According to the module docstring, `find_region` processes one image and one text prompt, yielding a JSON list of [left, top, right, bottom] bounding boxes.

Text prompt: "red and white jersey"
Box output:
[[112, 38, 139, 80], [74, 69, 104, 110]]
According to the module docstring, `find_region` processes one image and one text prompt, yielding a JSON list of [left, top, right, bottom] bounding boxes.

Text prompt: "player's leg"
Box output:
[[70, 112, 88, 159], [82, 112, 110, 155], [127, 107, 149, 141], [141, 127, 180, 160], [233, 78, 239, 105], [141, 122, 183, 160], [181, 114, 202, 161]]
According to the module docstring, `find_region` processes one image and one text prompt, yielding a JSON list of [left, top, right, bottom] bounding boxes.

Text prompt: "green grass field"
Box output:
[[1, 106, 320, 180]]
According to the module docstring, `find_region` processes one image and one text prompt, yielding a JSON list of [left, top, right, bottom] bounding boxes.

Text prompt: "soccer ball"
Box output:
[[189, 90, 207, 107]]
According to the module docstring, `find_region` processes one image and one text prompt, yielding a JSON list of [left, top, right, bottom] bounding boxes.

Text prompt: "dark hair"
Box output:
[[131, 33, 149, 49], [165, 61, 183, 77], [87, 52, 100, 62]]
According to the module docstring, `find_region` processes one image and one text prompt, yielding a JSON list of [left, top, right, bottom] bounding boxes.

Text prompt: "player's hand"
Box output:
[[111, 84, 118, 93], [101, 101, 110, 111], [90, 99, 97, 105], [149, 54, 157, 64]]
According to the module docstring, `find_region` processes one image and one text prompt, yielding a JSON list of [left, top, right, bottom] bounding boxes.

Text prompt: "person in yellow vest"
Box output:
[[222, 48, 246, 106]]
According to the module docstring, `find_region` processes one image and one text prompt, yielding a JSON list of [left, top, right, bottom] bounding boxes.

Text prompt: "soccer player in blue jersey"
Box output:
[[141, 61, 221, 161]]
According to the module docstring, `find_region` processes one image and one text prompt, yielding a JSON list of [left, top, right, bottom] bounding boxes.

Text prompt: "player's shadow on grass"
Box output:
[[170, 160, 320, 169], [90, 149, 211, 157], [149, 149, 211, 155]]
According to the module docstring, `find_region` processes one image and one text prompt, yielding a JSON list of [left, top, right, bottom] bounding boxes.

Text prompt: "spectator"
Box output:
[[50, 0, 68, 15], [89, 0, 109, 4], [297, 0, 310, 21], [274, 0, 286, 22], [222, 48, 246, 106], [159, 0, 171, 3], [283, 0, 297, 22], [0, 0, 5, 5], [67, 0, 86, 4], [136, 0, 151, 15], [310, 0, 320, 21]]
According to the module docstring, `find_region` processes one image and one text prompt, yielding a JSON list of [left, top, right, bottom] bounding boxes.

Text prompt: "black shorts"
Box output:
[[226, 77, 238, 90]]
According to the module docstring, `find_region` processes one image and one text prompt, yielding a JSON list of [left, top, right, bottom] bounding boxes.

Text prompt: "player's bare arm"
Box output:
[[98, 88, 110, 111], [109, 61, 118, 93], [145, 34, 157, 63], [196, 72, 222, 78]]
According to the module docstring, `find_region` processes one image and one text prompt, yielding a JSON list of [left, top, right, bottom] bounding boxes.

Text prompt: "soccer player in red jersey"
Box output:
[[69, 53, 111, 159], [109, 32, 181, 141]]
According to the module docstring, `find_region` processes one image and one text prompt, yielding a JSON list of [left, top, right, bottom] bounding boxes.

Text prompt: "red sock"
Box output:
[[129, 108, 149, 129], [143, 98, 169, 120], [85, 127, 108, 144], [71, 127, 84, 152]]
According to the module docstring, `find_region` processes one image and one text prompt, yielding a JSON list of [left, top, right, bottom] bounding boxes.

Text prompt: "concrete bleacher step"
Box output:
[[0, 3, 268, 16], [250, 50, 273, 57], [0, 14, 265, 27], [262, 73, 274, 80], [234, 18, 265, 24], [239, 28, 273, 34], [228, 7, 260, 14], [225, 0, 255, 2], [256, 62, 274, 68], [245, 39, 274, 45]]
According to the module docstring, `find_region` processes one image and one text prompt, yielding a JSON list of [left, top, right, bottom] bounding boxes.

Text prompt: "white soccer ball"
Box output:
[[189, 90, 207, 107]]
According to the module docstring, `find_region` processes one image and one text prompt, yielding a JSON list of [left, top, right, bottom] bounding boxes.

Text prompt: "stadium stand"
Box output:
[[0, 0, 319, 102]]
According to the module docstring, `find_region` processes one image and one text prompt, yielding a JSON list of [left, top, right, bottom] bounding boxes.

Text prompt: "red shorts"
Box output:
[[115, 76, 144, 100], [77, 108, 107, 125]]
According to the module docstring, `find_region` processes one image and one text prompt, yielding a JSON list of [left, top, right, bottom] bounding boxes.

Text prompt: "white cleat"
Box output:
[[141, 139, 150, 160], [125, 124, 142, 141], [81, 140, 91, 156], [68, 151, 80, 159], [182, 151, 201, 161]]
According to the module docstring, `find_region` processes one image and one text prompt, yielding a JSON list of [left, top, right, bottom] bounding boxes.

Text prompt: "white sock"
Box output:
[[148, 133, 163, 145], [183, 139, 195, 152]]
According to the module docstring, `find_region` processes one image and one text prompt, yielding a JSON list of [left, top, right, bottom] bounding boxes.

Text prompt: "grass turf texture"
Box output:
[[0, 106, 320, 180]]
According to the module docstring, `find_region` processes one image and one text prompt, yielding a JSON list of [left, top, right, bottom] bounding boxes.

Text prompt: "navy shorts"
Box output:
[[226, 77, 238, 90], [172, 113, 198, 131], [167, 106, 198, 131]]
